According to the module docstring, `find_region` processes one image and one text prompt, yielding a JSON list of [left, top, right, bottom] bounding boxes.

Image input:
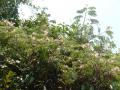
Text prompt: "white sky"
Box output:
[[19, 0, 120, 52]]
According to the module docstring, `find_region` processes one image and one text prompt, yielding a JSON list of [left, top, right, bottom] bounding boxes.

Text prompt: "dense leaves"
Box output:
[[0, 5, 120, 90], [0, 0, 30, 26]]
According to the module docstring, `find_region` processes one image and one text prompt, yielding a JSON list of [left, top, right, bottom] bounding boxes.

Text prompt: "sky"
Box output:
[[19, 0, 120, 52]]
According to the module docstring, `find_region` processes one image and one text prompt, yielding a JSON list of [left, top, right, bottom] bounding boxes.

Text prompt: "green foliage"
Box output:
[[0, 0, 30, 26], [0, 6, 120, 90]]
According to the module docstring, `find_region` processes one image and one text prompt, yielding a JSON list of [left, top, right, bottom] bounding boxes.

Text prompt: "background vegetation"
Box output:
[[0, 0, 120, 90]]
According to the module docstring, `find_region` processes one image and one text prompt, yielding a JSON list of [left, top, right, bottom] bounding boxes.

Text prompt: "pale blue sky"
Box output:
[[19, 0, 120, 52]]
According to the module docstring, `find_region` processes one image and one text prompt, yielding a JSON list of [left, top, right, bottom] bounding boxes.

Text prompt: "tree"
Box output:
[[0, 0, 30, 26], [70, 6, 115, 56], [0, 6, 120, 90]]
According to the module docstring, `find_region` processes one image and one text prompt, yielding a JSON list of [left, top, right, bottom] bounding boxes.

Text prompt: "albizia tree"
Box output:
[[0, 6, 120, 90]]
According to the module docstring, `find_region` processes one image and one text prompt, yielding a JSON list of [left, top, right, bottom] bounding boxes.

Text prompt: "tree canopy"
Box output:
[[0, 0, 30, 26], [0, 1, 120, 90]]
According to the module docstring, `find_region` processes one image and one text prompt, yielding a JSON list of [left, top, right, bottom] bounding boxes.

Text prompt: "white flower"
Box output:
[[110, 84, 113, 89], [16, 60, 20, 63]]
